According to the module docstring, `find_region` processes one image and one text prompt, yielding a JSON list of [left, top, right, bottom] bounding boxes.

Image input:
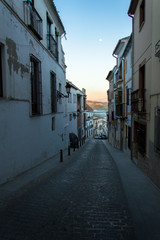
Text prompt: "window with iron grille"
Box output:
[[30, 56, 42, 115], [54, 27, 59, 61], [137, 123, 146, 156], [50, 72, 57, 113], [59, 83, 62, 104], [126, 88, 130, 105], [139, 64, 145, 112], [47, 16, 52, 50], [128, 126, 131, 149], [0, 45, 3, 97], [154, 108, 160, 152]]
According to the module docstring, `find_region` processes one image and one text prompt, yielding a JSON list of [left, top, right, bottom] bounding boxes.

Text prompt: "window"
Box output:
[[73, 94, 76, 104], [126, 88, 130, 105], [139, 64, 145, 111], [140, 0, 145, 29], [52, 117, 55, 131], [68, 93, 72, 103], [119, 63, 122, 79], [0, 45, 3, 97], [47, 17, 52, 50], [128, 127, 131, 149], [125, 60, 127, 74], [154, 108, 160, 152], [50, 72, 57, 113], [28, 0, 34, 7], [30, 56, 42, 115], [55, 27, 59, 61], [69, 114, 72, 121], [130, 51, 132, 67], [59, 83, 62, 104], [137, 123, 146, 156]]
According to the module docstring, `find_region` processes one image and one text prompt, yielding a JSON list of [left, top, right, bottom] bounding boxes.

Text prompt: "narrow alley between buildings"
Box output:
[[0, 140, 136, 240]]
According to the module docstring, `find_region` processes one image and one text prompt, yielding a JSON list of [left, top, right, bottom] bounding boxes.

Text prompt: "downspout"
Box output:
[[128, 13, 134, 160]]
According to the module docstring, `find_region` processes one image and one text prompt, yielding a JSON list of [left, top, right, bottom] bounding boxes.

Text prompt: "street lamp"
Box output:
[[57, 82, 71, 99]]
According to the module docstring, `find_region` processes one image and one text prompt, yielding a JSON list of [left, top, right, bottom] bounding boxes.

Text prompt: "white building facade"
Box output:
[[85, 104, 93, 138], [113, 37, 129, 150], [66, 81, 87, 146], [122, 35, 132, 156], [0, 0, 68, 184]]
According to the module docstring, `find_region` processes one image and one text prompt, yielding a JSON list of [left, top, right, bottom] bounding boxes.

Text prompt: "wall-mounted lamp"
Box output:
[[57, 82, 71, 99]]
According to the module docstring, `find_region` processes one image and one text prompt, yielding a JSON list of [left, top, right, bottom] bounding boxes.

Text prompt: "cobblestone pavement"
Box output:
[[0, 140, 136, 240]]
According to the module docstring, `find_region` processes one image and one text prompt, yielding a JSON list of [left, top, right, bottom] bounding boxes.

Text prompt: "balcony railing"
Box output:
[[47, 34, 58, 61], [131, 89, 145, 113], [24, 1, 43, 40]]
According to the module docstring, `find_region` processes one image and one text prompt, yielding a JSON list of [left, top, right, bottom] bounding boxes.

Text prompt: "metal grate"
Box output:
[[30, 56, 42, 115]]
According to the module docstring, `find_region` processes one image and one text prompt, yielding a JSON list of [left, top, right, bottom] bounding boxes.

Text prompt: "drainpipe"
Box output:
[[128, 13, 134, 160]]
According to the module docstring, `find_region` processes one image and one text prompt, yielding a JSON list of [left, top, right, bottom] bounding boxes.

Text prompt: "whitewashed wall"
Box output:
[[0, 0, 68, 184]]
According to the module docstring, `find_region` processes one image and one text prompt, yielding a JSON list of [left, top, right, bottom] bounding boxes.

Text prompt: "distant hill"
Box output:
[[87, 100, 108, 111]]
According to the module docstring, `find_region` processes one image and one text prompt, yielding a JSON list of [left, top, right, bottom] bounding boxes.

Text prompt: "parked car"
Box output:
[[94, 135, 107, 140]]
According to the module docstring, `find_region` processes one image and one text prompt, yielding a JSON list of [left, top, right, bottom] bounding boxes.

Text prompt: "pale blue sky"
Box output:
[[54, 0, 132, 101]]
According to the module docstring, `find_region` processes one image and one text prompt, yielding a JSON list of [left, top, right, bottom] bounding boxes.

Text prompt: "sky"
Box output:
[[54, 0, 132, 102]]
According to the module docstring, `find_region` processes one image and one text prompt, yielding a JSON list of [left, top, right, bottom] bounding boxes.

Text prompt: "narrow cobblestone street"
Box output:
[[0, 140, 136, 240]]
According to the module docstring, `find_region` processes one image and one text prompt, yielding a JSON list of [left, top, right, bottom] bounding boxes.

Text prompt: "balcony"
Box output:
[[24, 1, 43, 40], [47, 34, 58, 61], [131, 89, 145, 113]]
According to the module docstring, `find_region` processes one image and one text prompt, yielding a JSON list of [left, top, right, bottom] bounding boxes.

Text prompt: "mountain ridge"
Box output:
[[86, 100, 108, 111]]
